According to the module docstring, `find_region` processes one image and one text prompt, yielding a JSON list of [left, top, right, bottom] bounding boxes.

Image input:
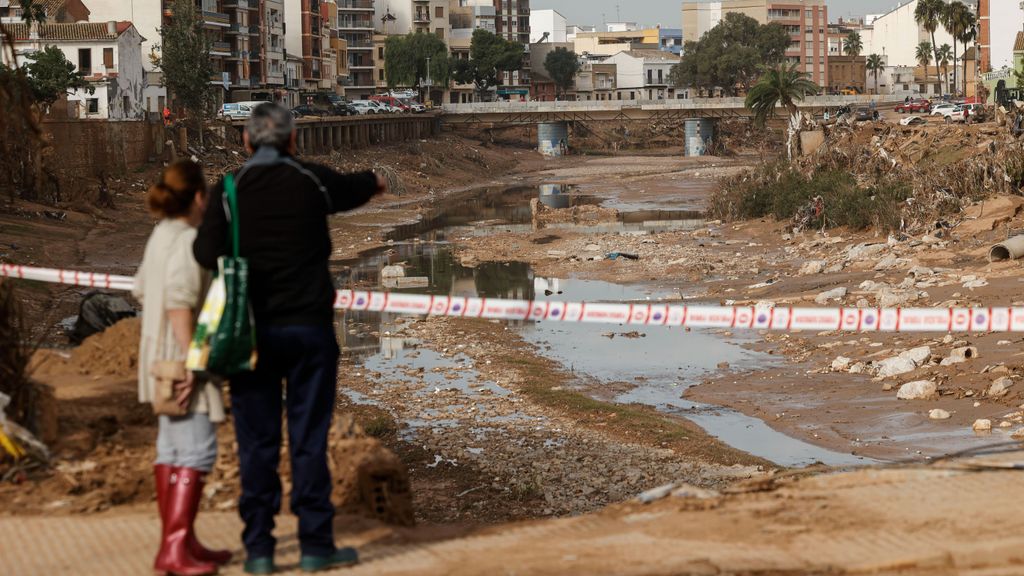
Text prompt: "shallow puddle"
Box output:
[[335, 184, 870, 468]]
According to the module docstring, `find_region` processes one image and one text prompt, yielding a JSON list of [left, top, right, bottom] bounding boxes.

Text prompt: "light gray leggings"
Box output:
[[156, 413, 218, 472]]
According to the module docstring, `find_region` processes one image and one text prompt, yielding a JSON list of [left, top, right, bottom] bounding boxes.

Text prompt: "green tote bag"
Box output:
[[186, 174, 257, 376]]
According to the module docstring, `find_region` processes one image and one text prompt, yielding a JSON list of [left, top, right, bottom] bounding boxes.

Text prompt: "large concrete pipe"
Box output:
[[989, 235, 1024, 262]]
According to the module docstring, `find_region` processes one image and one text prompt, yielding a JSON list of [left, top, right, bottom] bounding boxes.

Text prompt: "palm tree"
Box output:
[[844, 31, 863, 57], [958, 12, 978, 98], [943, 1, 972, 96], [937, 43, 953, 95], [915, 0, 943, 95], [916, 41, 933, 95], [745, 63, 820, 160], [866, 54, 885, 95]]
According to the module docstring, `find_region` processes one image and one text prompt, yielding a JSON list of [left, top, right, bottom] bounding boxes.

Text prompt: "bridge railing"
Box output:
[[441, 95, 901, 115]]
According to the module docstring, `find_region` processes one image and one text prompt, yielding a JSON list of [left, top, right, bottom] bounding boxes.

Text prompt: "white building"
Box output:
[[566, 24, 595, 43], [376, 0, 450, 39], [861, 0, 972, 68], [603, 49, 679, 100], [606, 22, 638, 32], [530, 9, 566, 43], [0, 21, 146, 119], [86, 0, 167, 111]]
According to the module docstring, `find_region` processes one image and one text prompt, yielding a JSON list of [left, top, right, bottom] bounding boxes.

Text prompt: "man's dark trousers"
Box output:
[[230, 324, 340, 558]]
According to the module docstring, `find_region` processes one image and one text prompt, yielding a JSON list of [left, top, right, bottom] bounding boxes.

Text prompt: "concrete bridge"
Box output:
[[227, 114, 441, 155], [439, 95, 902, 125]]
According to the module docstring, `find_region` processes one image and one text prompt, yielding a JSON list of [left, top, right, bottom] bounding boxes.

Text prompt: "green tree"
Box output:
[[914, 0, 944, 95], [17, 45, 92, 107], [384, 32, 450, 100], [450, 28, 524, 99], [937, 43, 953, 95], [543, 47, 580, 99], [943, 1, 975, 96], [915, 41, 933, 95], [844, 31, 863, 57], [744, 63, 819, 159], [957, 10, 977, 97], [156, 0, 214, 146], [670, 12, 790, 96], [866, 53, 884, 95]]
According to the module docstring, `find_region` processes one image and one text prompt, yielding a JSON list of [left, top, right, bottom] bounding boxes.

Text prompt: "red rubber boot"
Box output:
[[154, 467, 217, 576], [180, 468, 232, 566]]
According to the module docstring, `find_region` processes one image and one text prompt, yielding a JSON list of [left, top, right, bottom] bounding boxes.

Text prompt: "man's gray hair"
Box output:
[[246, 103, 295, 150]]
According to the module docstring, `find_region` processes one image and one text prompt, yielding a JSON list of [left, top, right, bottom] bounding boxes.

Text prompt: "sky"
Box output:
[[539, 1, 906, 29]]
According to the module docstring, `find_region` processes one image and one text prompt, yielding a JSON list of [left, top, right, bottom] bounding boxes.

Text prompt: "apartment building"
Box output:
[[338, 0, 376, 98], [682, 0, 829, 87], [493, 0, 529, 97], [376, 0, 450, 39], [284, 0, 337, 92]]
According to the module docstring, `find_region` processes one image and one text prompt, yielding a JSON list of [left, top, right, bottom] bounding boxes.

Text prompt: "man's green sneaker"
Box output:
[[300, 547, 360, 572], [244, 556, 276, 574]]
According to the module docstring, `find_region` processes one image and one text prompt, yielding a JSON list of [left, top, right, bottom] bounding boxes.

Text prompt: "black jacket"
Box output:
[[193, 149, 377, 326]]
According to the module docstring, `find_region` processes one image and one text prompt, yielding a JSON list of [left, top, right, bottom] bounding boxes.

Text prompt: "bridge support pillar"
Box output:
[[537, 122, 569, 157]]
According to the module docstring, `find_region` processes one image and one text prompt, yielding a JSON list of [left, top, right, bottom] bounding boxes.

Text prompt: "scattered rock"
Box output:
[[877, 356, 918, 378], [847, 243, 886, 260], [831, 356, 852, 371], [929, 409, 951, 420], [815, 287, 848, 305], [988, 377, 1014, 398], [799, 260, 826, 275], [972, 419, 993, 432], [897, 380, 937, 400], [900, 346, 931, 366]]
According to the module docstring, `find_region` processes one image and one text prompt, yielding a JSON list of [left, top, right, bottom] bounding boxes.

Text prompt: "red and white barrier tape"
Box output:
[[4, 264, 1021, 332]]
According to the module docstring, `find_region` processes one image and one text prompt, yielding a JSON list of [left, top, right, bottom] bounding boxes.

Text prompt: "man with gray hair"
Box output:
[[194, 103, 386, 574]]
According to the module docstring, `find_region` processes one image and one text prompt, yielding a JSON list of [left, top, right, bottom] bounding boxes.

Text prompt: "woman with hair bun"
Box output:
[[133, 160, 228, 576]]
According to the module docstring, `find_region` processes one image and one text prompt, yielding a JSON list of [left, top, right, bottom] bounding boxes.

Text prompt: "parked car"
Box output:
[[218, 101, 269, 121], [290, 104, 329, 118], [351, 100, 379, 114], [406, 102, 427, 113], [899, 116, 927, 126], [895, 99, 931, 114], [367, 100, 393, 113], [930, 103, 957, 116], [332, 102, 358, 116], [370, 95, 411, 113], [945, 103, 985, 123], [854, 107, 874, 122]]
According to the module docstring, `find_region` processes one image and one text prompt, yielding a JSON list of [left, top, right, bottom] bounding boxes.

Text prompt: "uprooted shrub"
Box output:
[[710, 160, 911, 232]]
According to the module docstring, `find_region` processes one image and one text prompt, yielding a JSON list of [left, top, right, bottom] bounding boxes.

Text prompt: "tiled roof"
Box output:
[[1015, 31, 1024, 53], [0, 21, 132, 42]]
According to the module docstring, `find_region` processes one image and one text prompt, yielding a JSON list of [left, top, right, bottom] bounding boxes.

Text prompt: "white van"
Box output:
[[219, 101, 269, 121]]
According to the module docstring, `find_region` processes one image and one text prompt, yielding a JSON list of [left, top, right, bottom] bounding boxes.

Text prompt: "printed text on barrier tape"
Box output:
[[5, 264, 1024, 332]]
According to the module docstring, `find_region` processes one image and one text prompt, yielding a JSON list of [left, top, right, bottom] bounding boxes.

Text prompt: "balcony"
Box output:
[[226, 22, 251, 35], [222, 0, 256, 9], [210, 41, 232, 56], [413, 11, 430, 24], [338, 0, 375, 9], [339, 19, 374, 30], [202, 11, 230, 28]]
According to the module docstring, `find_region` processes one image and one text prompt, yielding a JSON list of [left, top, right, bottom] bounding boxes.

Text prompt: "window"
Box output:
[[379, 69, 384, 81], [378, 47, 384, 59], [86, 98, 98, 114], [657, 69, 663, 83], [103, 48, 113, 68], [78, 48, 91, 75], [647, 69, 652, 83], [435, 6, 443, 18]]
